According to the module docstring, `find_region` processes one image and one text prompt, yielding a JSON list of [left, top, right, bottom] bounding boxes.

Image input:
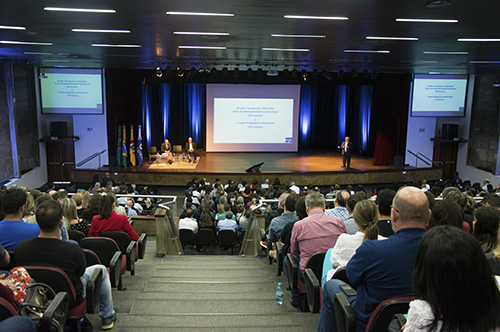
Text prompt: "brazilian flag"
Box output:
[[121, 125, 128, 167], [117, 125, 122, 166]]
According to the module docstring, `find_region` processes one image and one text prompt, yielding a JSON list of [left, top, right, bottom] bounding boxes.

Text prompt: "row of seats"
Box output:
[[179, 229, 241, 255]]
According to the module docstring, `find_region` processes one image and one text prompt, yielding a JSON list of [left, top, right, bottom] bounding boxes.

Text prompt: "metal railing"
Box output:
[[76, 149, 107, 169]]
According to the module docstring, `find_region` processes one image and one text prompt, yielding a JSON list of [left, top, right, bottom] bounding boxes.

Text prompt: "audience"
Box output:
[[406, 225, 500, 332], [375, 189, 396, 237], [473, 205, 500, 253], [317, 186, 429, 332], [89, 195, 138, 241], [217, 211, 237, 233], [267, 193, 299, 248], [62, 197, 90, 236], [428, 200, 465, 230], [325, 190, 350, 222], [178, 209, 199, 234]]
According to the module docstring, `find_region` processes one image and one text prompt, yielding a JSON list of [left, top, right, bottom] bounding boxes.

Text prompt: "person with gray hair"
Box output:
[[286, 192, 347, 308], [325, 190, 351, 222]]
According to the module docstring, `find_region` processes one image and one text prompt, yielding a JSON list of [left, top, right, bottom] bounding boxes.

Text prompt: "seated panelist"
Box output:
[[185, 137, 197, 162], [160, 139, 172, 153]]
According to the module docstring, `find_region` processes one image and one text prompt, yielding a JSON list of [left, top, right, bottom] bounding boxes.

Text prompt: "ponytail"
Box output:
[[98, 195, 113, 220], [363, 220, 379, 242]]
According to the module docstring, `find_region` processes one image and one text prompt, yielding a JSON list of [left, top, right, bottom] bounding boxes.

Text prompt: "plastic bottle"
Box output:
[[276, 282, 284, 305]]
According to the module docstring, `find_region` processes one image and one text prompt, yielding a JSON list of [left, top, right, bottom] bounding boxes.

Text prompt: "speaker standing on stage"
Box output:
[[341, 136, 353, 169], [185, 137, 197, 163]]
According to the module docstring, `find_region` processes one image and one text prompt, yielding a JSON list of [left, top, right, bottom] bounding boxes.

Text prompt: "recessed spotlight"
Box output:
[[178, 46, 227, 50], [423, 51, 468, 55], [344, 49, 390, 53], [173, 32, 229, 36], [156, 66, 163, 77], [366, 36, 418, 41], [271, 34, 326, 38], [0, 40, 53, 46], [458, 38, 500, 42], [91, 44, 141, 47], [262, 48, 310, 52]]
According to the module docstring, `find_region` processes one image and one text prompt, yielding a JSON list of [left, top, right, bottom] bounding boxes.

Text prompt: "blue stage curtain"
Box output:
[[184, 83, 205, 144], [337, 85, 348, 146], [299, 85, 315, 147], [141, 83, 153, 148], [359, 85, 373, 152], [160, 84, 171, 140]]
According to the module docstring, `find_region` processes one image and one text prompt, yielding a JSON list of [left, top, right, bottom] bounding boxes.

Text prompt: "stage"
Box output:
[[71, 151, 443, 187]]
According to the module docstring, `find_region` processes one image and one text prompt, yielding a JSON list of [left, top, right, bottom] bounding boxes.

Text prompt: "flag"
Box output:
[[122, 125, 128, 167], [137, 125, 143, 166], [117, 125, 122, 166], [130, 125, 136, 166]]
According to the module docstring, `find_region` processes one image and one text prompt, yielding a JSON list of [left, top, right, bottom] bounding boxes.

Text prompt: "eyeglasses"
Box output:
[[390, 205, 399, 213]]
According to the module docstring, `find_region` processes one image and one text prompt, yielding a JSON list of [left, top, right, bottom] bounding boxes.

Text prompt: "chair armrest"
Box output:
[[304, 268, 321, 313], [260, 228, 266, 241], [40, 292, 69, 332], [287, 253, 299, 290], [138, 233, 147, 259], [276, 242, 284, 276], [109, 251, 123, 288], [125, 241, 137, 275], [86, 267, 102, 314], [334, 292, 357, 332]]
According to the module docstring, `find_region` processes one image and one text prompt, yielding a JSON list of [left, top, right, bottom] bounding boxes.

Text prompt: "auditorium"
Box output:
[[1, 1, 500, 331]]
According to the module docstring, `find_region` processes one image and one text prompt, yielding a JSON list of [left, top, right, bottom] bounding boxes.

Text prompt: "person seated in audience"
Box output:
[[15, 200, 117, 330], [317, 186, 429, 332], [325, 190, 351, 223], [107, 192, 126, 216], [428, 200, 467, 231], [178, 209, 199, 234], [486, 220, 500, 275], [287, 192, 347, 308], [281, 196, 307, 255], [323, 200, 386, 287], [0, 189, 39, 250], [442, 187, 473, 231], [265, 193, 287, 226], [482, 193, 500, 209], [375, 189, 396, 237], [405, 225, 500, 332], [217, 211, 237, 233], [473, 205, 500, 253], [125, 199, 138, 217], [72, 192, 85, 218], [199, 212, 217, 233], [81, 193, 103, 222], [237, 209, 251, 239], [89, 195, 138, 241], [62, 198, 90, 236], [267, 193, 299, 249], [21, 193, 34, 222], [343, 192, 367, 234]]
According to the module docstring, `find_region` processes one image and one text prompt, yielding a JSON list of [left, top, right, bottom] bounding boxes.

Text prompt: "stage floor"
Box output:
[[73, 151, 443, 187]]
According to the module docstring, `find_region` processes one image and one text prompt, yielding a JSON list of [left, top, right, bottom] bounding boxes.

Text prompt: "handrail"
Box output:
[[417, 152, 442, 166], [407, 150, 430, 166], [76, 149, 107, 168]]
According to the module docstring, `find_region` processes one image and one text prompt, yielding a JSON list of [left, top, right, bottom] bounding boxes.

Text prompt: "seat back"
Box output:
[[148, 146, 157, 154], [179, 229, 196, 247], [306, 252, 327, 281], [0, 283, 18, 321], [99, 231, 132, 254], [217, 230, 236, 245], [173, 145, 182, 154], [334, 293, 357, 332], [365, 296, 414, 332], [24, 266, 78, 308], [80, 237, 120, 267], [197, 229, 215, 245], [68, 230, 86, 244], [82, 248, 102, 266], [0, 251, 15, 271], [332, 267, 352, 288]]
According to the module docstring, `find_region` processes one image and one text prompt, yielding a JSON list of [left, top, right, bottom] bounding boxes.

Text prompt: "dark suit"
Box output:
[[160, 143, 172, 153], [185, 141, 197, 161], [341, 141, 353, 168]]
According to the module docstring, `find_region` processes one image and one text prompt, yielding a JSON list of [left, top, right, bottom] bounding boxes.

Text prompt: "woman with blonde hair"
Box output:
[[323, 199, 386, 285], [62, 198, 90, 235]]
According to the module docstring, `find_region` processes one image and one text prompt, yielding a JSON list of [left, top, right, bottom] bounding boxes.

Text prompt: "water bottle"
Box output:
[[276, 282, 284, 305]]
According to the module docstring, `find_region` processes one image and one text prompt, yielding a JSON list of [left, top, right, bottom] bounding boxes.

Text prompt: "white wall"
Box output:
[[74, 114, 109, 169], [405, 117, 436, 167]]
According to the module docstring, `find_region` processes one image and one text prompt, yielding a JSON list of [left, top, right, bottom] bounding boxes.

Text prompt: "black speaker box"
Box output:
[[442, 124, 459, 140], [50, 121, 68, 138]]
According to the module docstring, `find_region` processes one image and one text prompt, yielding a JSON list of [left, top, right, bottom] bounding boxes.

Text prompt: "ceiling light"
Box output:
[[44, 7, 116, 13], [41, 59, 70, 62], [72, 29, 130, 33], [166, 11, 234, 17], [24, 52, 52, 55], [284, 15, 348, 20], [426, 1, 451, 8], [178, 46, 227, 50], [0, 40, 53, 46], [156, 66, 163, 77], [271, 34, 326, 38], [0, 25, 26, 30], [366, 36, 418, 41], [344, 49, 390, 53], [458, 38, 500, 42], [91, 44, 141, 47], [423, 51, 468, 55], [173, 32, 229, 36], [176, 67, 184, 77], [469, 61, 500, 64], [396, 18, 457, 23], [262, 48, 310, 52]]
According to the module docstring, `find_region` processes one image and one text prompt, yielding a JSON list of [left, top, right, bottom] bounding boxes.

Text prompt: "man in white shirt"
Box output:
[[289, 181, 300, 194], [217, 211, 237, 233], [178, 209, 199, 233]]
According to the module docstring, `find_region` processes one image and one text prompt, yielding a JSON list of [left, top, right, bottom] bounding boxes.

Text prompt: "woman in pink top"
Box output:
[[89, 195, 138, 241]]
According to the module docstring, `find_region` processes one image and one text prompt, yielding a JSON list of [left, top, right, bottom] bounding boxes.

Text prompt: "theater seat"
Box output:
[[197, 229, 216, 249], [276, 241, 284, 276], [100, 231, 138, 276], [80, 237, 125, 290], [179, 229, 196, 248], [24, 265, 98, 332], [334, 284, 414, 332], [68, 230, 86, 244], [217, 230, 237, 255]]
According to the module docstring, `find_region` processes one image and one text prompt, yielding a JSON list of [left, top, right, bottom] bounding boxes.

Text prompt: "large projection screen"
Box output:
[[206, 84, 301, 152]]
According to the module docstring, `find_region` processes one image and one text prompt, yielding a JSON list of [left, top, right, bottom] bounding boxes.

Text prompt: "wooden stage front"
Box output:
[[71, 151, 443, 187]]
